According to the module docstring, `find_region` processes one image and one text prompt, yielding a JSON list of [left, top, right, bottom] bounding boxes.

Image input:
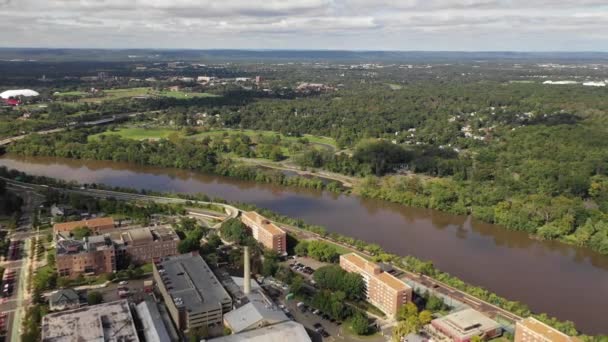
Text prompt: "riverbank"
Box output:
[[0, 155, 607, 334], [1, 170, 602, 340]]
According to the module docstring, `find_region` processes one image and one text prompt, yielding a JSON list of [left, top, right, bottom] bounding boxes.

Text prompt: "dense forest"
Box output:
[[7, 70, 608, 255]]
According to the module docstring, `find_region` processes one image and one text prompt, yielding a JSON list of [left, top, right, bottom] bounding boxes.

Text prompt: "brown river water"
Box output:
[[0, 154, 606, 334]]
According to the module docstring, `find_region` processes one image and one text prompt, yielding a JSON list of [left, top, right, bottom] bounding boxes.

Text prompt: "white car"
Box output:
[[119, 281, 128, 286]]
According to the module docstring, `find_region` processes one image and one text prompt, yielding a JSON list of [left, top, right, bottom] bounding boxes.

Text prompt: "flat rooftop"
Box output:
[[157, 253, 232, 315], [375, 271, 411, 292], [223, 277, 288, 333], [241, 211, 285, 236], [53, 217, 114, 232], [41, 300, 139, 342], [518, 318, 583, 342], [433, 308, 501, 339], [341, 253, 410, 292], [210, 321, 311, 342], [341, 253, 378, 272]]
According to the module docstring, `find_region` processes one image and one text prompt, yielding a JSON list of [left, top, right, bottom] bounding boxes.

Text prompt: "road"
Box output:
[[0, 110, 156, 146]]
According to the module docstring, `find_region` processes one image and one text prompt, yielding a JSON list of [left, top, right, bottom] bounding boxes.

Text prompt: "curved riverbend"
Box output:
[[1, 154, 606, 334]]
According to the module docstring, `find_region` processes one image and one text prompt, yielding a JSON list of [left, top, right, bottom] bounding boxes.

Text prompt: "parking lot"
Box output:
[[96, 275, 154, 303]]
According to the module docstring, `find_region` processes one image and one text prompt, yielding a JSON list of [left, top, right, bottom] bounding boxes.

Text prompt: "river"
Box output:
[[0, 154, 606, 334]]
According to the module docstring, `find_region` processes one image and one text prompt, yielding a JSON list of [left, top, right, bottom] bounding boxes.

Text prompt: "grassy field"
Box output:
[[89, 127, 177, 141], [191, 129, 337, 148], [92, 126, 336, 146], [157, 90, 219, 99], [54, 91, 88, 97]]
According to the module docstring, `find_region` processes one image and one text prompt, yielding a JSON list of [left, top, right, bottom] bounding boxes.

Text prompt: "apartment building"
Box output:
[[515, 318, 582, 342], [339, 253, 412, 317], [240, 211, 286, 255], [56, 235, 116, 278], [53, 217, 115, 235], [153, 253, 233, 332], [112, 226, 179, 264]]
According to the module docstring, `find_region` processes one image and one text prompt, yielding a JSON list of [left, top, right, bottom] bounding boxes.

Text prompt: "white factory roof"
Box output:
[[0, 89, 39, 99], [41, 300, 139, 342], [211, 321, 311, 342]]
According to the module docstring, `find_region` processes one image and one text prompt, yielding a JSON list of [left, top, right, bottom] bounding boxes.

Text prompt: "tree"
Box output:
[[71, 226, 92, 239], [294, 240, 309, 256], [87, 291, 103, 305], [188, 325, 209, 342], [306, 240, 339, 262], [178, 217, 199, 231], [313, 265, 364, 300], [220, 218, 249, 244], [392, 317, 422, 342], [419, 310, 433, 325], [425, 295, 445, 311], [471, 335, 483, 342], [397, 302, 419, 322], [261, 250, 280, 277], [350, 312, 370, 335], [289, 275, 304, 295]]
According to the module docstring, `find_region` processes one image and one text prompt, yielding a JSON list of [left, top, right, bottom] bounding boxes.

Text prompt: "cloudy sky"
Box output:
[[1, 0, 607, 51]]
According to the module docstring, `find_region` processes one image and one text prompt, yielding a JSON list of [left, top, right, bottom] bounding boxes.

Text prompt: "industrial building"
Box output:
[[339, 253, 412, 317], [211, 321, 311, 342], [430, 308, 502, 342], [223, 274, 288, 333], [41, 300, 139, 342], [136, 299, 179, 342], [241, 211, 287, 255], [515, 317, 582, 342], [53, 217, 115, 235], [153, 253, 233, 332]]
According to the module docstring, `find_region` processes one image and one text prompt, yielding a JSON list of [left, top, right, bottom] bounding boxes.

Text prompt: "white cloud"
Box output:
[[0, 0, 606, 50]]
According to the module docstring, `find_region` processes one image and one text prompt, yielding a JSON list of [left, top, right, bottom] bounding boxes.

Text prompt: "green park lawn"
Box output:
[[156, 90, 219, 99], [89, 127, 177, 141], [91, 126, 336, 148]]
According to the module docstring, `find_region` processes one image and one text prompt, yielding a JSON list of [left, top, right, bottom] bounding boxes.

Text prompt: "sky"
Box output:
[[0, 0, 607, 51]]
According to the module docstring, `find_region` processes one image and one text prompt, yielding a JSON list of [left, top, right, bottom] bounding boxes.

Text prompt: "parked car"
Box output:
[[119, 281, 128, 286]]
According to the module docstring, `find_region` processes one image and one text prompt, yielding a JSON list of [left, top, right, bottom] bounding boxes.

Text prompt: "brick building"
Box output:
[[53, 217, 115, 235], [339, 253, 412, 317], [113, 226, 179, 264], [515, 318, 582, 342], [241, 212, 286, 255], [56, 226, 180, 278], [56, 235, 116, 278]]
